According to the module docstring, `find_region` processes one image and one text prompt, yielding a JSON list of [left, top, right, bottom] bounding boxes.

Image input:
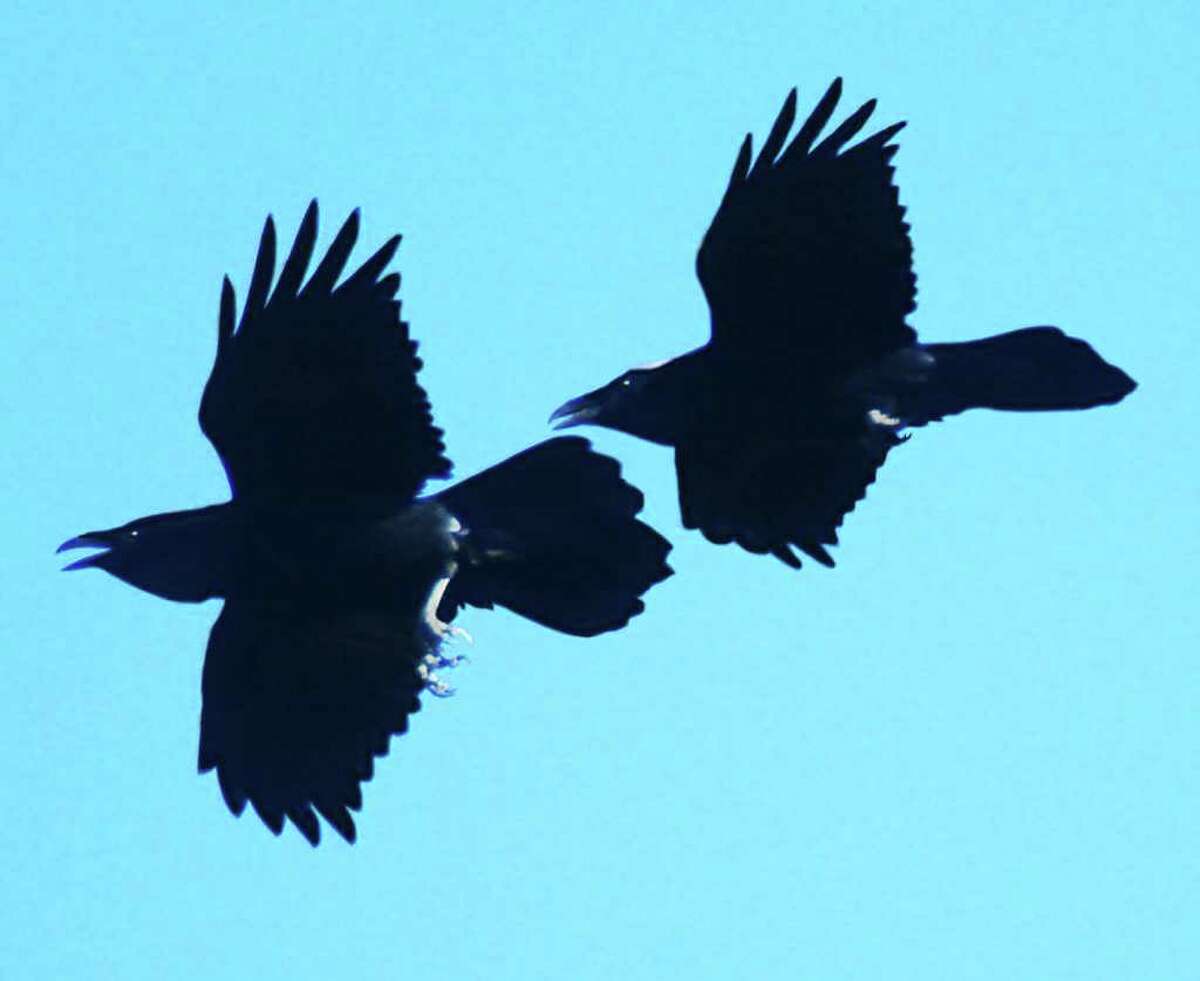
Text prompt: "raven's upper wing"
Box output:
[[198, 601, 426, 846], [675, 428, 904, 568], [696, 79, 917, 377], [200, 201, 451, 502]]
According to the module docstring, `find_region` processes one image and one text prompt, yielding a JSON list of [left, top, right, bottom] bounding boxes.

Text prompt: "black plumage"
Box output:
[[59, 202, 672, 845], [550, 79, 1136, 569]]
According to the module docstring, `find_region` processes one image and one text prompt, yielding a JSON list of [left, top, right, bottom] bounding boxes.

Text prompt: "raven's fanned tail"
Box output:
[[902, 326, 1136, 425], [435, 437, 672, 636]]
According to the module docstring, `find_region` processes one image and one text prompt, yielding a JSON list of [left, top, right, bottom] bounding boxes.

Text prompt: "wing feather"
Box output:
[[778, 77, 843, 166], [340, 234, 402, 294], [749, 88, 797, 177], [241, 216, 275, 328], [272, 199, 318, 301], [812, 98, 876, 157], [303, 209, 360, 297], [217, 277, 235, 348]]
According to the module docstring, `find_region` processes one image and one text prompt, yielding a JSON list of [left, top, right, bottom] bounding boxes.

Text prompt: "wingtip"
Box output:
[[301, 199, 319, 235], [338, 207, 361, 244], [731, 133, 753, 184], [801, 543, 836, 568], [772, 544, 802, 569], [378, 271, 401, 298], [260, 214, 277, 250], [881, 120, 908, 145], [217, 768, 248, 817], [218, 276, 236, 342], [296, 199, 319, 242], [272, 200, 321, 299], [315, 800, 358, 844], [290, 807, 321, 847], [251, 800, 285, 837], [242, 215, 278, 327]]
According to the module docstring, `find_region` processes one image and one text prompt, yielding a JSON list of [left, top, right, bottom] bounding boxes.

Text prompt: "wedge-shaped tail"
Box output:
[[436, 437, 672, 636], [903, 326, 1136, 425]]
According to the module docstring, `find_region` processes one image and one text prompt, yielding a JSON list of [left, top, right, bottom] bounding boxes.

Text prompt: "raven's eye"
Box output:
[[129, 530, 139, 538], [621, 378, 632, 388]]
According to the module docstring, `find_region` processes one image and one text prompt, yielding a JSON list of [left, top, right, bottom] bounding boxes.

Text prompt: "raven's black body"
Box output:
[[60, 203, 672, 845], [551, 79, 1136, 568]]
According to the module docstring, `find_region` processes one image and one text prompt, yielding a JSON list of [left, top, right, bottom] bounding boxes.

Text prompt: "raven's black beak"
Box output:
[[548, 393, 601, 430], [57, 532, 112, 571]]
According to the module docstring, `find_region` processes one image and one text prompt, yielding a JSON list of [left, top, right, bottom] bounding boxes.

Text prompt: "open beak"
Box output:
[[56, 533, 112, 571], [548, 394, 601, 430]]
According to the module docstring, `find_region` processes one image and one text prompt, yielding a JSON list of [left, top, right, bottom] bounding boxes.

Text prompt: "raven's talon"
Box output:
[[427, 678, 455, 698], [423, 651, 469, 670], [424, 616, 473, 646], [445, 624, 474, 646], [417, 661, 456, 697]]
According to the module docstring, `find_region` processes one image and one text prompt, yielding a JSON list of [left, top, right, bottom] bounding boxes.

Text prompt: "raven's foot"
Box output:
[[418, 665, 452, 697], [418, 658, 458, 698], [429, 618, 474, 646], [418, 628, 472, 697], [420, 574, 474, 696]]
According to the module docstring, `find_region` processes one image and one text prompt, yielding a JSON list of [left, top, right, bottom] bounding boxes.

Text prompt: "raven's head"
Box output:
[[57, 506, 233, 602], [549, 357, 697, 446]]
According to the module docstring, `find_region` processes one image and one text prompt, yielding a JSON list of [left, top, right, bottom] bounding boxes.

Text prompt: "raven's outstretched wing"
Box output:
[[675, 428, 903, 568], [200, 201, 451, 502], [198, 602, 426, 846], [697, 79, 917, 378]]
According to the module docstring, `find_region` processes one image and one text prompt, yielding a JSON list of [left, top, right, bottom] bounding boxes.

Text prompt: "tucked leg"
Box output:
[[418, 568, 473, 697]]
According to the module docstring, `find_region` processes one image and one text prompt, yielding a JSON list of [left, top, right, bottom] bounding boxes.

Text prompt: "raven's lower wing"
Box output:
[[675, 430, 903, 568], [198, 602, 426, 846]]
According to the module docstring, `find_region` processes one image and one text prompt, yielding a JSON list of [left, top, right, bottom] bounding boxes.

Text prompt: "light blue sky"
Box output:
[[3, 2, 1197, 978]]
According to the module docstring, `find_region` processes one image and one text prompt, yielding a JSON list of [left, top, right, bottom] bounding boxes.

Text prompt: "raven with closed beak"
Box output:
[[59, 202, 672, 845], [551, 79, 1136, 569]]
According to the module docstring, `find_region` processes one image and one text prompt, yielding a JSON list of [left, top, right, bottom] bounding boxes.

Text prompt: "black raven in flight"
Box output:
[[59, 202, 672, 845], [550, 79, 1136, 569]]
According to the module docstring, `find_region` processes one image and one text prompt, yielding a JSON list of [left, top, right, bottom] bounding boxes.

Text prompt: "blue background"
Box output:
[[3, 2, 1196, 977]]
